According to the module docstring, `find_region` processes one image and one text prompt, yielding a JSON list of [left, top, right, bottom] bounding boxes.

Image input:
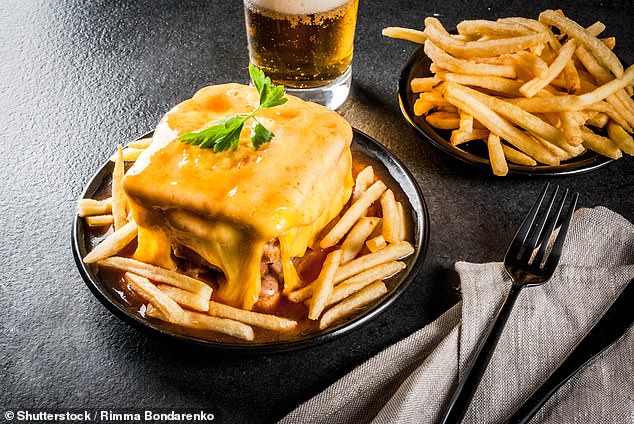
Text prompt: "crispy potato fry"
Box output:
[[585, 21, 606, 37], [127, 137, 152, 149], [424, 41, 516, 78], [539, 10, 623, 77], [97, 256, 213, 299], [85, 214, 114, 227], [125, 273, 185, 323], [456, 19, 532, 37], [507, 65, 634, 112], [442, 83, 560, 165], [585, 112, 609, 128], [560, 111, 584, 146], [146, 304, 254, 341], [414, 99, 437, 116], [319, 281, 388, 330], [424, 17, 549, 58], [334, 241, 414, 283], [449, 128, 489, 146], [351, 166, 375, 203], [382, 27, 426, 44], [607, 122, 634, 155], [396, 202, 407, 241], [425, 111, 460, 129], [459, 110, 474, 132], [77, 198, 112, 217], [580, 127, 622, 159], [501, 144, 537, 165], [326, 261, 405, 307], [519, 39, 577, 98], [309, 250, 342, 320], [366, 235, 387, 253], [446, 83, 568, 146], [110, 147, 145, 162], [487, 133, 508, 176], [380, 189, 401, 244], [157, 284, 209, 312], [587, 101, 632, 132], [320, 180, 387, 248], [287, 241, 414, 303], [600, 37, 616, 50], [111, 145, 128, 231], [509, 51, 549, 79], [83, 220, 138, 263], [341, 217, 380, 263], [411, 77, 441, 92], [208, 301, 297, 331]]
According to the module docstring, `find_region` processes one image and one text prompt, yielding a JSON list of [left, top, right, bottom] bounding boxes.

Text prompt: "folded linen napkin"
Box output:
[[280, 207, 634, 424]]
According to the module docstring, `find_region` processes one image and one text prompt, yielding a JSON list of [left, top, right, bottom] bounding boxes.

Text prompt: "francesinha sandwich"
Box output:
[[123, 83, 353, 311]]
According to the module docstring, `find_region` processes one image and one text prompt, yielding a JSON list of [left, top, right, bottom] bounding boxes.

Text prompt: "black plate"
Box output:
[[398, 46, 615, 176], [72, 128, 429, 353]]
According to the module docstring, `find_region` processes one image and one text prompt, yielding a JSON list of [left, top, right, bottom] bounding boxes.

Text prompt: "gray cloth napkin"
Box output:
[[279, 206, 634, 424]]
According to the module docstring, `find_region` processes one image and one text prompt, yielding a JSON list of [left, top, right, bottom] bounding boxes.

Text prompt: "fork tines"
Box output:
[[507, 183, 579, 272]]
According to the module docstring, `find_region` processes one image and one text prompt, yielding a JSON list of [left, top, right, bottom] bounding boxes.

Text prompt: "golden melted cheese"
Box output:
[[123, 83, 353, 309]]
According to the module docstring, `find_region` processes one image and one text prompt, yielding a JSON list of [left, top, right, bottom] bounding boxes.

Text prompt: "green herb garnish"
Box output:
[[176, 65, 287, 152]]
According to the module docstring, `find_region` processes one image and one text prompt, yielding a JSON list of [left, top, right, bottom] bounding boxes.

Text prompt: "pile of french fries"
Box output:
[[78, 141, 414, 340], [384, 10, 634, 175]]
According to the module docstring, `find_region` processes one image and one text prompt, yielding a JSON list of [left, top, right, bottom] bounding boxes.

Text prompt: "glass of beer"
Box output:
[[243, 0, 359, 110]]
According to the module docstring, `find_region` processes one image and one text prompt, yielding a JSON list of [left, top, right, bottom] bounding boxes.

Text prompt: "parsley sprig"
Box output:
[[176, 65, 288, 152]]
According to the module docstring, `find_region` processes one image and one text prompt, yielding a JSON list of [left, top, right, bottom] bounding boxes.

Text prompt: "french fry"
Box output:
[[560, 111, 583, 146], [208, 301, 297, 331], [539, 10, 623, 77], [439, 73, 523, 97], [126, 137, 152, 149], [585, 112, 609, 129], [125, 273, 184, 323], [456, 19, 532, 37], [426, 111, 460, 129], [459, 110, 474, 133], [111, 145, 128, 231], [83, 220, 138, 263], [423, 17, 549, 58], [309, 250, 342, 320], [326, 261, 405, 306], [287, 241, 413, 303], [506, 64, 634, 112], [146, 304, 254, 341], [85, 214, 114, 227], [320, 180, 387, 248], [380, 190, 401, 244], [319, 281, 388, 330], [600, 37, 615, 50], [424, 41, 516, 78], [414, 99, 437, 116], [351, 166, 375, 203], [334, 241, 414, 283], [442, 83, 560, 165], [77, 198, 112, 217], [366, 235, 387, 253], [157, 284, 209, 312], [501, 144, 537, 166], [580, 127, 622, 159], [382, 27, 426, 44], [411, 77, 441, 92], [519, 39, 577, 98], [110, 148, 145, 162], [450, 128, 490, 146], [487, 133, 508, 176], [607, 122, 634, 155], [97, 256, 213, 299], [396, 202, 407, 241], [341, 217, 380, 263]]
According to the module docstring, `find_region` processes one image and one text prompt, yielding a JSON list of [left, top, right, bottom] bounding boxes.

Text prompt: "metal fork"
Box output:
[[440, 183, 579, 424]]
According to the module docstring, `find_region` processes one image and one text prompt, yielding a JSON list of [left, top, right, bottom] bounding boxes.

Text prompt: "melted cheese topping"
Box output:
[[123, 83, 353, 309]]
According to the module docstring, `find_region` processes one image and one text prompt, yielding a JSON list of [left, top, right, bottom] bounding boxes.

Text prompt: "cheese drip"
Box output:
[[124, 84, 353, 309]]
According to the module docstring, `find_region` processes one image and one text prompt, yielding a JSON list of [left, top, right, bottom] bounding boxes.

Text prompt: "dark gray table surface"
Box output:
[[1, 0, 632, 423]]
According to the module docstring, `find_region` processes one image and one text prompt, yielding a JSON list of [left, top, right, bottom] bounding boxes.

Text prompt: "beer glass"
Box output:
[[243, 0, 359, 110]]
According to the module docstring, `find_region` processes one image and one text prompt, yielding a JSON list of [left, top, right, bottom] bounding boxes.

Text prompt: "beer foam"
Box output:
[[246, 0, 349, 15]]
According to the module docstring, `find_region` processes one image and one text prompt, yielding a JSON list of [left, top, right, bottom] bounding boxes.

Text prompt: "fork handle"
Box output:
[[441, 283, 523, 424]]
